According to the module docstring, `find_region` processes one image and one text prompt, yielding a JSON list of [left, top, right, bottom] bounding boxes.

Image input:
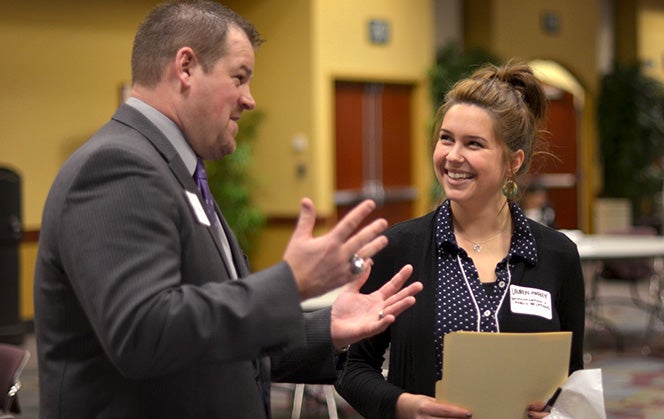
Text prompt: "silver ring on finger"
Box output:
[[349, 253, 365, 275]]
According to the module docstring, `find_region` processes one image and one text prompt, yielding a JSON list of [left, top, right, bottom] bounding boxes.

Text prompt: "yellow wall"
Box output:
[[1, 1, 159, 321], [0, 1, 159, 230], [2, 0, 435, 314], [313, 0, 434, 217], [492, 0, 601, 232], [639, 0, 664, 83], [231, 0, 434, 219], [225, 0, 316, 217], [19, 242, 37, 320], [463, 0, 602, 232], [236, 0, 435, 268], [615, 0, 638, 65], [492, 0, 599, 93], [6, 0, 661, 317]]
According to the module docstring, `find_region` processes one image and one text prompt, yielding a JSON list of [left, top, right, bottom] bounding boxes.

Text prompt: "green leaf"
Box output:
[[597, 62, 664, 220], [205, 111, 266, 253]]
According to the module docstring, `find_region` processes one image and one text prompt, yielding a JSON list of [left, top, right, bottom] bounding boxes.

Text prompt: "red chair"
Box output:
[[0, 344, 30, 418]]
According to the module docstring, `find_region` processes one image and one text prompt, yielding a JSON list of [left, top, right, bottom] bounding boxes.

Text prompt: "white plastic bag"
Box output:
[[547, 369, 606, 419]]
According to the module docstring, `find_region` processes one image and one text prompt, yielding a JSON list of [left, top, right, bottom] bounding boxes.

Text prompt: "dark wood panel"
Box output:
[[335, 82, 365, 191], [334, 81, 414, 228], [530, 89, 579, 229], [542, 91, 577, 173], [381, 84, 413, 188]]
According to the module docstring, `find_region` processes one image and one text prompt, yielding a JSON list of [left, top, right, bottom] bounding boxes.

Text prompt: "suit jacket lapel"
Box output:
[[111, 105, 269, 415], [111, 104, 234, 276], [216, 208, 250, 278]]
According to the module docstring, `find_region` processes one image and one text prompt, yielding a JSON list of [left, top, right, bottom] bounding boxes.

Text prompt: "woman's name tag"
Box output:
[[509, 285, 552, 319]]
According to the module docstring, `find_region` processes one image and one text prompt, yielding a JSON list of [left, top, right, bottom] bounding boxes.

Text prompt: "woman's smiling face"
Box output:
[[433, 103, 514, 206]]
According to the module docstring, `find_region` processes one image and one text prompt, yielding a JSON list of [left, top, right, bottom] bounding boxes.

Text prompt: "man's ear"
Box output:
[[175, 47, 196, 85]]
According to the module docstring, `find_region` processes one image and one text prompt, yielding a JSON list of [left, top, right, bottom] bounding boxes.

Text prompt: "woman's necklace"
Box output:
[[454, 212, 510, 253], [456, 231, 503, 253]]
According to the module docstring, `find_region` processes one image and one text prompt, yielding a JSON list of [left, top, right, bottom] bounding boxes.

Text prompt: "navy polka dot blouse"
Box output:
[[433, 200, 538, 380]]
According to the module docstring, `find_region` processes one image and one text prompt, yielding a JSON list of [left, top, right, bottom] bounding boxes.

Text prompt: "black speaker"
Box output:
[[0, 167, 24, 344]]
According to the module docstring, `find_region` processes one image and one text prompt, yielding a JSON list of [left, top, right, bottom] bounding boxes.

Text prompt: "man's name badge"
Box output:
[[185, 190, 211, 226]]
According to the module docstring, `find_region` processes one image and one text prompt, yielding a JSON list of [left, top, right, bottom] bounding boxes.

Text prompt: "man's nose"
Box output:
[[239, 87, 256, 111]]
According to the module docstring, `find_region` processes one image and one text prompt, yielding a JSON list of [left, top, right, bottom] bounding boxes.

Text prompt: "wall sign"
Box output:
[[368, 19, 390, 45], [541, 11, 561, 36]]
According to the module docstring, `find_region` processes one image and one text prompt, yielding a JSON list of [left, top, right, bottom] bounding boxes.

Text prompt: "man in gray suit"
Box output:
[[33, 1, 423, 418]]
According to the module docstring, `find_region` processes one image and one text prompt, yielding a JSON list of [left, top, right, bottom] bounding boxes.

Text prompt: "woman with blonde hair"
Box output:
[[336, 61, 584, 419]]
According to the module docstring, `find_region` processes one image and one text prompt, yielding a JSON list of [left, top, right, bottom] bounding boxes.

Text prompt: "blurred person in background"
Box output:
[[523, 180, 557, 228]]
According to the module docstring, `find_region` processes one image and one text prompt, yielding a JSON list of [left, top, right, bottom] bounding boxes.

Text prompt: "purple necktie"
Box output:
[[193, 158, 238, 279], [193, 158, 218, 229]]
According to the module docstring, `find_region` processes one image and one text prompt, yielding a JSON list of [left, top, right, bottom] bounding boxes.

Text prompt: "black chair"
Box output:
[[0, 343, 30, 418]]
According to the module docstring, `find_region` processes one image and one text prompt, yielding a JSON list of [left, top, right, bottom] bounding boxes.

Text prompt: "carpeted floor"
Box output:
[[590, 354, 664, 419], [10, 278, 664, 418], [584, 276, 664, 419]]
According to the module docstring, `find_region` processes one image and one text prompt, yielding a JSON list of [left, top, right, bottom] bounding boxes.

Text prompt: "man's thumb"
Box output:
[[291, 197, 316, 239]]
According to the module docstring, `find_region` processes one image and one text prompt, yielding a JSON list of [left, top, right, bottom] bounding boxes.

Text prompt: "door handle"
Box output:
[[334, 186, 417, 206]]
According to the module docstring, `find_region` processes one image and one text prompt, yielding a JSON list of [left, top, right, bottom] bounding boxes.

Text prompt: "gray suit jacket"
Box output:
[[34, 105, 339, 418]]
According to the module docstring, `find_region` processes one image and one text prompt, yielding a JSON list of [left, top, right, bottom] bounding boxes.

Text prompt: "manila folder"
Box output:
[[435, 331, 571, 419]]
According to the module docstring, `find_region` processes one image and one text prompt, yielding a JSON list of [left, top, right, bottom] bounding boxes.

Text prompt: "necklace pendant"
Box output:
[[473, 243, 482, 253]]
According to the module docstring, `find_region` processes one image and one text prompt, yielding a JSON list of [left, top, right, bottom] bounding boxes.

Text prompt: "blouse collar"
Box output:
[[434, 199, 538, 266]]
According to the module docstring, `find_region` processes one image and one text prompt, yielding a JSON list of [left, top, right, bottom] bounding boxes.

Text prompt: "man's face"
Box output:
[[180, 26, 256, 160]]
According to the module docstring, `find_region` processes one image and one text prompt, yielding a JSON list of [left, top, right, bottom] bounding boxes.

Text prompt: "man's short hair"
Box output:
[[131, 0, 264, 87]]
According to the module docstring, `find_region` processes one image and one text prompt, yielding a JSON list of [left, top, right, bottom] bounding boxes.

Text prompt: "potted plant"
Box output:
[[597, 62, 664, 228], [429, 41, 501, 109], [206, 111, 266, 253]]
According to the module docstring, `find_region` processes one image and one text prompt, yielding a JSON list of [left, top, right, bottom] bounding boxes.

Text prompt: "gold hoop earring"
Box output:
[[502, 179, 518, 199]]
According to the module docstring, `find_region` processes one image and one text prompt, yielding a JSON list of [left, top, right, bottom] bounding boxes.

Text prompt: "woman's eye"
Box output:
[[468, 140, 484, 148], [439, 134, 453, 143]]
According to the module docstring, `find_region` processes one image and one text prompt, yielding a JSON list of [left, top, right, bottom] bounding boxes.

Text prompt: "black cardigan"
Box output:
[[336, 209, 585, 419]]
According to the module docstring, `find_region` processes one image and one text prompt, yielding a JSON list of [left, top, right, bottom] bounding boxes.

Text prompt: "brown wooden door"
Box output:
[[334, 81, 415, 226], [531, 88, 579, 229]]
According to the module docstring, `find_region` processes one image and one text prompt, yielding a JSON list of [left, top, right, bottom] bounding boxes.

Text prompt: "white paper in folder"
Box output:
[[435, 331, 572, 419]]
